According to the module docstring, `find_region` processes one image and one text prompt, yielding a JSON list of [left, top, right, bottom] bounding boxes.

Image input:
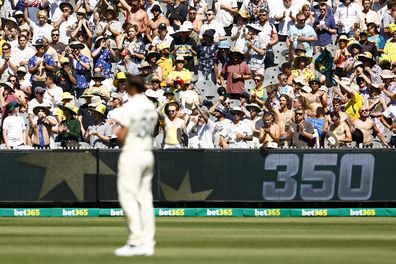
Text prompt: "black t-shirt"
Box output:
[[78, 103, 96, 131], [290, 121, 315, 148], [166, 3, 188, 30]]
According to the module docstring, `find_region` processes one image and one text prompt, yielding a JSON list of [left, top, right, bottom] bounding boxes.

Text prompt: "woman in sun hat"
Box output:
[[334, 35, 350, 78], [56, 103, 81, 148]]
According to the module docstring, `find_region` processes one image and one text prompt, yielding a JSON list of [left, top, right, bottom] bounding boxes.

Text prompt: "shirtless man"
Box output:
[[259, 111, 280, 147], [30, 105, 57, 149], [146, 5, 170, 43], [301, 78, 328, 136], [352, 106, 389, 147], [323, 97, 351, 133], [326, 111, 352, 147], [265, 94, 294, 146], [119, 0, 149, 34], [187, 7, 203, 34]]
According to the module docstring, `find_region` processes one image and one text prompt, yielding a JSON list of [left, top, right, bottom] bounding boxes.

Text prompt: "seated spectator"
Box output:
[[250, 69, 267, 107], [85, 104, 112, 148], [220, 106, 253, 148]]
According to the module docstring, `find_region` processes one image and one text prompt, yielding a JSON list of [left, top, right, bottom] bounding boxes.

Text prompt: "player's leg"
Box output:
[[136, 151, 155, 248], [117, 151, 143, 246]]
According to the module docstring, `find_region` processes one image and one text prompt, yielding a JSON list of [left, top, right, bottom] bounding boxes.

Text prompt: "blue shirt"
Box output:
[[28, 54, 55, 82], [92, 48, 112, 78], [314, 15, 336, 46], [288, 25, 317, 57], [74, 54, 91, 89]]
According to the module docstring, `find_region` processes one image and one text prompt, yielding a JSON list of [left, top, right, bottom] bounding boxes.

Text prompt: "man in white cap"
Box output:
[[220, 106, 253, 148], [114, 75, 158, 256]]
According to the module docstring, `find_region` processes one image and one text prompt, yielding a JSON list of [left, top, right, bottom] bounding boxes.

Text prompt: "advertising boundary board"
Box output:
[[2, 208, 396, 217], [0, 149, 395, 204]]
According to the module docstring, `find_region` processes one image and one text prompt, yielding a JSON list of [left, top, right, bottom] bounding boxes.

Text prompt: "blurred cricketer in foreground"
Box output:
[[114, 75, 158, 257]]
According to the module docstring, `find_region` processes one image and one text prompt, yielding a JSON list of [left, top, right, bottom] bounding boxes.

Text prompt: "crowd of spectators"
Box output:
[[0, 0, 396, 149]]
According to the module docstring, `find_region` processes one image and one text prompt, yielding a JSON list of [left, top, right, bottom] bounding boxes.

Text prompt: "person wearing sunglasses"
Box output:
[[287, 12, 318, 57], [352, 106, 389, 148], [288, 106, 315, 148]]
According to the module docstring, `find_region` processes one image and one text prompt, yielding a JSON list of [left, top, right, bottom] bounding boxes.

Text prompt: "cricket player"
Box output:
[[114, 75, 158, 257]]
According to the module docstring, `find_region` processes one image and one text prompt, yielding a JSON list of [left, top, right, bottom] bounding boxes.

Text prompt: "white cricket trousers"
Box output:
[[117, 150, 155, 247]]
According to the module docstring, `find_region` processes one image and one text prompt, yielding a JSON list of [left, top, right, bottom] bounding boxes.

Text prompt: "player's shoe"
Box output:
[[114, 244, 154, 257]]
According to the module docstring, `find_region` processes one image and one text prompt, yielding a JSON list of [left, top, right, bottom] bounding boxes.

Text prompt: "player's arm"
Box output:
[[117, 126, 128, 145]]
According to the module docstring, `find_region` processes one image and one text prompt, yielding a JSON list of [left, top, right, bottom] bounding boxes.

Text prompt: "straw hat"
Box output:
[[33, 104, 51, 116], [229, 106, 245, 116]]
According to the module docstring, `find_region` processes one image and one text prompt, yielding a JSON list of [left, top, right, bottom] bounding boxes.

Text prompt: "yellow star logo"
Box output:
[[19, 152, 116, 201], [160, 171, 214, 201]]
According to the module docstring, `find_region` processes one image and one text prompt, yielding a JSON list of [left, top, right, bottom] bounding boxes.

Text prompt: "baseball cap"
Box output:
[[34, 86, 46, 94], [151, 5, 161, 13], [158, 23, 167, 31]]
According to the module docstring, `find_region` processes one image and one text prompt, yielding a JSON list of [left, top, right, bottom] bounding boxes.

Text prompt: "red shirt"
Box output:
[[221, 62, 251, 94]]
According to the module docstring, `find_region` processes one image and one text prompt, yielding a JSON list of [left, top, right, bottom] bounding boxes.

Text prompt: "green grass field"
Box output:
[[0, 217, 395, 264]]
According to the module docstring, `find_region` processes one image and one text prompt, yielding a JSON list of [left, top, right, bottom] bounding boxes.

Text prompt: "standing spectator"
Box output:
[[166, 0, 188, 30], [0, 42, 18, 83], [220, 106, 253, 148], [186, 105, 215, 148], [334, 0, 363, 38], [352, 105, 389, 147], [91, 36, 115, 79], [53, 2, 77, 45], [28, 39, 56, 89], [367, 22, 385, 54], [325, 111, 352, 147], [43, 72, 63, 106], [301, 4, 315, 27], [146, 5, 170, 43], [314, 2, 336, 52], [287, 12, 318, 57], [361, 0, 380, 29], [275, 0, 298, 41], [256, 7, 279, 68], [160, 101, 187, 149], [383, 25, 396, 64], [171, 25, 198, 73], [241, 0, 269, 24], [230, 9, 250, 51], [28, 86, 53, 120], [69, 41, 91, 97], [54, 57, 77, 94], [10, 34, 35, 69], [244, 23, 266, 74], [250, 69, 267, 107], [209, 103, 231, 148], [119, 0, 149, 34], [334, 35, 351, 78], [198, 29, 218, 84], [23, 7, 53, 43], [258, 111, 280, 147], [85, 104, 111, 148], [56, 103, 81, 148], [288, 106, 315, 148], [220, 48, 252, 98], [300, 78, 328, 137], [245, 103, 262, 148], [214, 40, 230, 85], [156, 43, 173, 88], [358, 31, 379, 62], [151, 23, 174, 51], [214, 0, 238, 36], [199, 9, 227, 42], [30, 105, 57, 149], [50, 29, 67, 56], [2, 101, 26, 149]]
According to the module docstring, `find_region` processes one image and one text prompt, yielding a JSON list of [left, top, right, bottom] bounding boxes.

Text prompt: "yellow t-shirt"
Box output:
[[345, 92, 363, 120], [291, 68, 314, 84], [250, 85, 267, 100], [383, 40, 396, 63], [167, 69, 192, 84], [157, 57, 173, 87], [0, 39, 6, 55]]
